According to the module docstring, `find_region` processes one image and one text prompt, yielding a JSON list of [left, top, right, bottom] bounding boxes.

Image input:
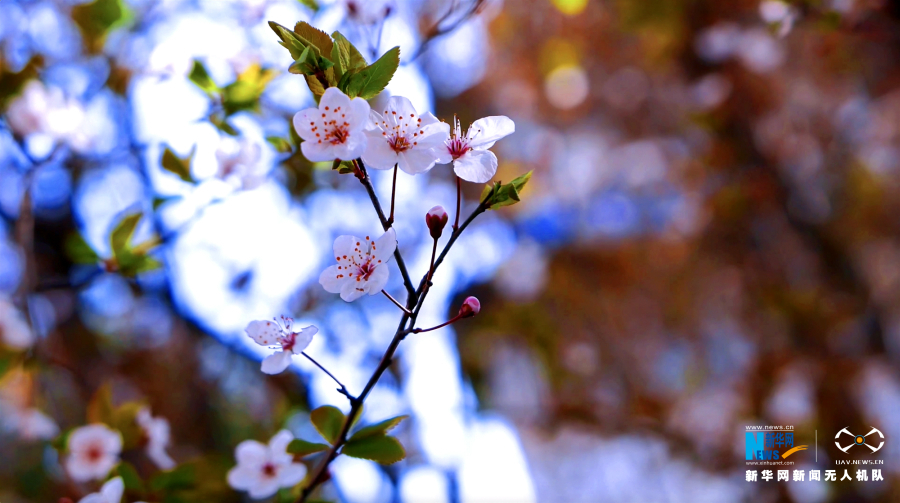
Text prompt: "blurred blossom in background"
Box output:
[[2, 0, 900, 502]]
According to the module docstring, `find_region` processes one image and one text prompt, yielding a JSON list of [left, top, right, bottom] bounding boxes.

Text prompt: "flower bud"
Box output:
[[425, 205, 449, 239], [458, 296, 481, 318]]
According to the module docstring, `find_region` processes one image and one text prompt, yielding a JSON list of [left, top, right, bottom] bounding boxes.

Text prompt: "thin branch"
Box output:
[[353, 159, 416, 300], [388, 164, 398, 226], [453, 176, 461, 231], [301, 352, 355, 401], [409, 0, 487, 62], [382, 290, 412, 315]]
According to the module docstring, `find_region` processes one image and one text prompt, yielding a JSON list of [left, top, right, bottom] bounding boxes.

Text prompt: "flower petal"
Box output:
[[268, 429, 295, 455], [245, 320, 282, 347], [261, 351, 293, 375], [467, 116, 515, 150], [248, 478, 281, 499], [453, 149, 498, 183], [100, 477, 125, 502], [364, 264, 390, 295], [292, 109, 318, 140], [397, 148, 439, 175], [340, 280, 366, 302], [290, 326, 318, 354], [227, 465, 261, 491], [319, 87, 352, 114], [278, 463, 308, 487], [372, 227, 397, 264], [300, 139, 333, 162], [347, 97, 372, 133], [319, 265, 346, 294], [362, 129, 399, 170], [235, 440, 268, 467]]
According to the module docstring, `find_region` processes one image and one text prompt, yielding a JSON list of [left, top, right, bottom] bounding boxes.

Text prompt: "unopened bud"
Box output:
[[458, 296, 481, 318], [425, 205, 449, 239]]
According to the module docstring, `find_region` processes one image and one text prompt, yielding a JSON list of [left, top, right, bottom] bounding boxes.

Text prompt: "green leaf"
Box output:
[[349, 415, 408, 441], [341, 435, 405, 464], [116, 253, 162, 277], [65, 233, 99, 264], [86, 384, 115, 426], [267, 136, 293, 153], [161, 147, 195, 183], [109, 213, 143, 259], [342, 47, 400, 100], [188, 60, 217, 95], [209, 114, 239, 136], [71, 0, 132, 51], [221, 64, 276, 116], [330, 32, 367, 82], [150, 463, 195, 491], [310, 405, 345, 444], [287, 438, 330, 457], [296, 0, 319, 12], [0, 352, 16, 379], [152, 195, 181, 211], [116, 462, 146, 493], [482, 171, 533, 209], [293, 22, 334, 57]]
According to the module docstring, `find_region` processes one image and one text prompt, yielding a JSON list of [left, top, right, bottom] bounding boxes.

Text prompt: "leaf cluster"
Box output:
[[287, 406, 408, 465]]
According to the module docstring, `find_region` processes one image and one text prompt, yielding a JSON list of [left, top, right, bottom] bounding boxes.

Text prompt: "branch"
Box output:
[[296, 198, 489, 502], [353, 159, 417, 300], [301, 352, 355, 402], [409, 0, 487, 62]]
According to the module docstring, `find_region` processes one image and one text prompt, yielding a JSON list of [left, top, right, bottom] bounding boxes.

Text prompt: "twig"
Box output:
[[382, 290, 412, 315], [409, 0, 487, 62], [388, 164, 397, 226], [453, 176, 461, 231], [301, 352, 355, 402]]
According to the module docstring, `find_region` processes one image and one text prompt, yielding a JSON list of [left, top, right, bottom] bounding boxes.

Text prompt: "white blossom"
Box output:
[[136, 407, 176, 470], [215, 137, 266, 190], [293, 87, 370, 162], [2, 406, 59, 441], [0, 298, 34, 350], [5, 80, 90, 151], [344, 0, 393, 25], [362, 96, 449, 175], [436, 116, 515, 183], [246, 317, 317, 375], [227, 430, 307, 499], [78, 476, 124, 503], [65, 424, 122, 482], [319, 228, 397, 302]]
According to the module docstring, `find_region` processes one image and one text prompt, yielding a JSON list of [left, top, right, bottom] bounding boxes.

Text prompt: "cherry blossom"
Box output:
[[65, 424, 122, 482], [136, 407, 176, 470], [293, 87, 370, 162], [1, 406, 59, 441], [227, 430, 307, 499], [6, 80, 91, 151], [77, 477, 124, 503], [425, 206, 449, 239], [215, 137, 266, 190], [436, 116, 515, 183], [0, 298, 34, 350], [319, 228, 397, 302], [362, 96, 450, 175], [246, 317, 318, 375]]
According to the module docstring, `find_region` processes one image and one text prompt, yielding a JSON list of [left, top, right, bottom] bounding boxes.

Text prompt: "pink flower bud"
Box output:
[[458, 296, 481, 318], [425, 205, 449, 239]]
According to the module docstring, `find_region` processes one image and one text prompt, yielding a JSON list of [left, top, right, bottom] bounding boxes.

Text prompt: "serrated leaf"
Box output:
[[65, 233, 99, 264], [116, 461, 146, 493], [293, 22, 334, 57], [349, 415, 408, 441], [342, 435, 405, 464], [287, 438, 330, 457], [269, 22, 310, 60], [310, 405, 345, 444], [161, 147, 195, 183], [342, 47, 399, 100], [109, 213, 142, 260], [332, 32, 367, 70], [188, 60, 217, 94], [330, 32, 367, 82]]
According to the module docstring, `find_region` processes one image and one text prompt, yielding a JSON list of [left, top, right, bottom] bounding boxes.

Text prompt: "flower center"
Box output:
[[326, 123, 349, 145], [280, 331, 296, 352], [262, 462, 277, 478], [357, 260, 377, 281], [388, 134, 411, 153], [85, 445, 104, 463], [447, 137, 470, 159]]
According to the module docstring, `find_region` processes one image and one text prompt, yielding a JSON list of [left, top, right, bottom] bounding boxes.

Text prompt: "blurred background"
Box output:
[[2, 0, 900, 501]]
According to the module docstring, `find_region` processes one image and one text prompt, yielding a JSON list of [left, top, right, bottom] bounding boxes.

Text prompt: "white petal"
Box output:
[[361, 130, 399, 170], [453, 149, 498, 183], [397, 148, 439, 175], [333, 235, 360, 258], [467, 116, 515, 150], [292, 109, 318, 140], [100, 477, 125, 502], [416, 121, 451, 147], [78, 494, 107, 503], [227, 465, 262, 490], [245, 320, 282, 347], [434, 144, 454, 165], [365, 264, 390, 295], [268, 429, 294, 454], [418, 112, 440, 127], [340, 280, 366, 302], [234, 440, 268, 467], [300, 139, 334, 162], [333, 130, 367, 161], [372, 227, 397, 264], [319, 265, 346, 294], [290, 326, 318, 354], [261, 351, 293, 375], [386, 95, 417, 120], [248, 478, 281, 499], [319, 87, 352, 114], [347, 97, 372, 132], [278, 463, 308, 487], [148, 446, 176, 471]]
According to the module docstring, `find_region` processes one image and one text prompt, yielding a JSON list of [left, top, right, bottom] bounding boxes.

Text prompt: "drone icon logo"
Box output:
[[835, 427, 885, 453]]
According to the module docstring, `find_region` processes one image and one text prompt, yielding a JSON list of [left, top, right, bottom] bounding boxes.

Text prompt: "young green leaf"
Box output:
[[149, 463, 195, 491], [65, 233, 100, 264], [152, 195, 181, 211], [71, 0, 132, 51], [481, 171, 534, 209], [109, 213, 143, 259], [116, 461, 146, 493], [293, 22, 334, 56], [330, 31, 367, 81], [221, 64, 276, 116], [287, 438, 330, 457], [342, 47, 400, 100], [269, 22, 310, 60], [349, 415, 408, 441], [310, 405, 346, 444], [188, 60, 217, 95], [341, 435, 406, 464], [161, 147, 195, 183], [297, 0, 319, 12], [86, 383, 116, 426], [266, 136, 293, 153]]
